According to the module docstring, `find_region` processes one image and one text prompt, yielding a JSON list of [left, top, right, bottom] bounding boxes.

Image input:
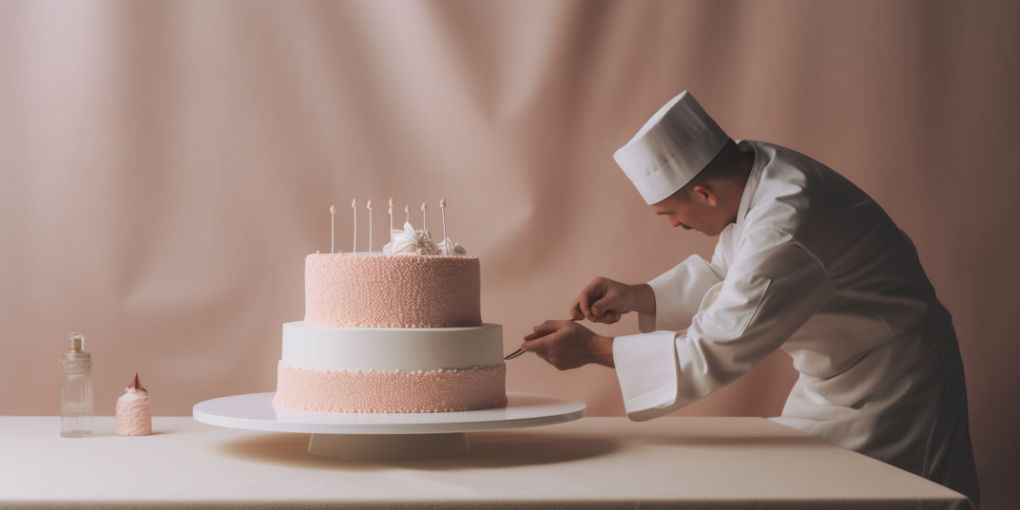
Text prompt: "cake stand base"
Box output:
[[308, 432, 470, 460], [193, 392, 585, 461]]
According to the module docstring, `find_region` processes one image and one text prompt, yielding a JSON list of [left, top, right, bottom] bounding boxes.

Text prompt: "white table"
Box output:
[[0, 416, 973, 509]]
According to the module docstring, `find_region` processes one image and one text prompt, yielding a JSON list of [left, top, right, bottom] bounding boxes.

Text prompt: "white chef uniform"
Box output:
[[612, 93, 979, 505]]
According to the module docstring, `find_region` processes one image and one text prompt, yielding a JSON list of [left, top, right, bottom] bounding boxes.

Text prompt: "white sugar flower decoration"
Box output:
[[437, 238, 467, 255], [383, 222, 440, 255]]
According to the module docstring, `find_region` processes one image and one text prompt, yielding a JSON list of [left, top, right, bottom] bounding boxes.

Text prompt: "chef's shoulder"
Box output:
[[742, 141, 891, 269]]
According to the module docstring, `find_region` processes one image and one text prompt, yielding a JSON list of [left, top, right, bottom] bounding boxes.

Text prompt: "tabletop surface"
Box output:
[[0, 416, 972, 510]]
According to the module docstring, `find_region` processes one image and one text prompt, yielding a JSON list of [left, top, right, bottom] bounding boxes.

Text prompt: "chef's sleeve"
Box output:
[[615, 226, 835, 421], [637, 254, 725, 333]]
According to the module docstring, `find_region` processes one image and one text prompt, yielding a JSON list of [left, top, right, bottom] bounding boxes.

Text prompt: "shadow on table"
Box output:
[[217, 430, 618, 471], [633, 434, 825, 449]]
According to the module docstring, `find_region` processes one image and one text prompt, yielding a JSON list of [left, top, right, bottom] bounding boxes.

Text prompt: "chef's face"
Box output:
[[650, 187, 729, 237]]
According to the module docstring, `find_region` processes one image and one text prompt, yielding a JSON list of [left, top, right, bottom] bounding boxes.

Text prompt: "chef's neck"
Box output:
[[686, 142, 754, 229], [721, 146, 755, 224]]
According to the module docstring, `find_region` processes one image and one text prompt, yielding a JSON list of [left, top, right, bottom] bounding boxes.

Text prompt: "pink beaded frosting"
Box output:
[[273, 361, 508, 413], [304, 253, 481, 328]]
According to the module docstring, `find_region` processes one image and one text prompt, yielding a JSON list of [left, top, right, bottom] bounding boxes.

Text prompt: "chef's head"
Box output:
[[614, 91, 752, 237]]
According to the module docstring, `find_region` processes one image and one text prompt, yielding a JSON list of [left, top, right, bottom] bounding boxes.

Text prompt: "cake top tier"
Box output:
[[304, 252, 481, 329]]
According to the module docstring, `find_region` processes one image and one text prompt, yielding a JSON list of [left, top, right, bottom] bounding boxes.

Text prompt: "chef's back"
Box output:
[[739, 140, 979, 505]]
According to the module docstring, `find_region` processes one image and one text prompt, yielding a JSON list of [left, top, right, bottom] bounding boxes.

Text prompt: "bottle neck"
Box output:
[[60, 353, 91, 374]]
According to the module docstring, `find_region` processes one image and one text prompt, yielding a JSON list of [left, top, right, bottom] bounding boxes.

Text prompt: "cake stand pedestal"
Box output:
[[193, 392, 585, 460]]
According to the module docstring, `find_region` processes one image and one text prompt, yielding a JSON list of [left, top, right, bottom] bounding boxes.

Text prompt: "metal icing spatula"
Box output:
[[504, 348, 525, 360]]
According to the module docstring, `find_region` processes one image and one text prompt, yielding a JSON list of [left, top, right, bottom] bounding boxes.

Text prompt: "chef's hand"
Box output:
[[569, 278, 654, 324], [521, 320, 615, 370]]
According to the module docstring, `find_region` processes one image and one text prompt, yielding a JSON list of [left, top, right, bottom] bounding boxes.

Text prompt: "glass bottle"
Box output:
[[60, 332, 93, 437]]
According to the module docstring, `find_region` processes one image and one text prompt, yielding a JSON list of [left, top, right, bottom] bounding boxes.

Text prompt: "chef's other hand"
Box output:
[[570, 277, 640, 324], [522, 320, 614, 370]]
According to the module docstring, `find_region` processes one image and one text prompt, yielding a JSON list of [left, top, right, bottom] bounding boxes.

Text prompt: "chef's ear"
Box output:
[[690, 185, 717, 206]]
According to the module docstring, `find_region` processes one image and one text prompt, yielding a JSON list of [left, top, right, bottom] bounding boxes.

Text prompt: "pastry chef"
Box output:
[[522, 91, 979, 504]]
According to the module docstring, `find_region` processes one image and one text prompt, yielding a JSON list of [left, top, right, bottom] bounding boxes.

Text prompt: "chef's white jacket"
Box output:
[[614, 140, 979, 504]]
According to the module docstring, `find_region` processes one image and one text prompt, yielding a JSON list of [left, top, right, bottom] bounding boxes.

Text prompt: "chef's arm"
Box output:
[[572, 251, 724, 327], [638, 254, 726, 333], [615, 227, 836, 421], [570, 279, 656, 324]]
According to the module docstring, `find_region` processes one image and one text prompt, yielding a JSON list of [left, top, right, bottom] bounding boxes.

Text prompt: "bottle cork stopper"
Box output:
[[69, 333, 84, 353]]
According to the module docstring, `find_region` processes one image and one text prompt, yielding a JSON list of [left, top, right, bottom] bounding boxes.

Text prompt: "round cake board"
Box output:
[[193, 392, 586, 460]]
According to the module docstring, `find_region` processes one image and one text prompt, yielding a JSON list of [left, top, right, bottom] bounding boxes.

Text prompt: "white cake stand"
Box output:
[[193, 392, 585, 460]]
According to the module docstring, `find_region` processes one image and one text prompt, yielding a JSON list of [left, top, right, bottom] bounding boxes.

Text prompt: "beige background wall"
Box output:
[[1, 0, 1017, 507]]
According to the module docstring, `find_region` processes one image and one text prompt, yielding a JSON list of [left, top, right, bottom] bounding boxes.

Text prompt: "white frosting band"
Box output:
[[282, 321, 503, 372]]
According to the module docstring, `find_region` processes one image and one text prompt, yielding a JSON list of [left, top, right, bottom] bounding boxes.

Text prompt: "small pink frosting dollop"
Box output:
[[116, 372, 152, 436]]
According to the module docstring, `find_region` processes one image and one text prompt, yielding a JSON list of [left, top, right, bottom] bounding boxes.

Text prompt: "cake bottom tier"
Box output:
[[272, 361, 508, 413]]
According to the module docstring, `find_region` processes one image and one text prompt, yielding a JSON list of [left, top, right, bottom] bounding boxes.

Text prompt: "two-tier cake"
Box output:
[[272, 220, 508, 413]]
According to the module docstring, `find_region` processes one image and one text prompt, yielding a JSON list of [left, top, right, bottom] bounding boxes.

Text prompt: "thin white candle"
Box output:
[[367, 200, 374, 253], [440, 199, 447, 255], [330, 205, 336, 254], [421, 203, 428, 232], [352, 199, 357, 253], [405, 205, 410, 225], [388, 197, 394, 232]]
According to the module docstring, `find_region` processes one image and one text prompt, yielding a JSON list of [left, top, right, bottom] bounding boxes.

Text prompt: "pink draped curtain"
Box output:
[[1, 1, 1017, 507]]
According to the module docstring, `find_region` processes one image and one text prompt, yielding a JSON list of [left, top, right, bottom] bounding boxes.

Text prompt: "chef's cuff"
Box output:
[[614, 330, 681, 422], [648, 254, 722, 331]]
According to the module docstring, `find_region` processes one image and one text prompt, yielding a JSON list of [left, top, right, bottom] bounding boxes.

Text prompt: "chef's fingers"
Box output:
[[524, 320, 571, 341], [578, 289, 594, 321], [523, 328, 554, 342], [522, 325, 569, 352], [593, 310, 622, 324], [569, 299, 584, 321], [578, 277, 612, 321], [589, 292, 620, 319]]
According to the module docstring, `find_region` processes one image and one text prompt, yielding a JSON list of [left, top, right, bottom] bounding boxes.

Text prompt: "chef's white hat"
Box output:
[[614, 91, 729, 205]]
